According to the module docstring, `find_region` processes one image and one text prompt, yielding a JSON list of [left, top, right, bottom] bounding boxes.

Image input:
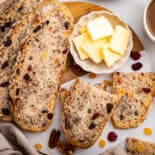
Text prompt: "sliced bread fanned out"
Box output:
[[112, 72, 155, 129], [60, 79, 118, 148], [9, 2, 73, 131], [0, 0, 72, 121], [126, 138, 155, 155]]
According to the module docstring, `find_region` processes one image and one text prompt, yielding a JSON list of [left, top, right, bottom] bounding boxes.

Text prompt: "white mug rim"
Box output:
[[143, 0, 155, 42]]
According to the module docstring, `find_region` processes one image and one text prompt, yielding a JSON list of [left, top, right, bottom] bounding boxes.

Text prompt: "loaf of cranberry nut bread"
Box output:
[[126, 138, 155, 155], [112, 72, 155, 128], [0, 0, 44, 47], [60, 79, 118, 148], [0, 0, 71, 121], [9, 2, 73, 131]]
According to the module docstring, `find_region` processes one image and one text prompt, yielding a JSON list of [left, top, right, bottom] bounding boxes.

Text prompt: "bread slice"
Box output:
[[60, 79, 118, 148], [0, 0, 45, 46], [112, 72, 155, 128], [126, 138, 155, 155], [0, 0, 72, 122], [9, 2, 73, 131]]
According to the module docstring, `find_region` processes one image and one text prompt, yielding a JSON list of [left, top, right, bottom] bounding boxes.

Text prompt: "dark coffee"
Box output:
[[147, 0, 155, 36]]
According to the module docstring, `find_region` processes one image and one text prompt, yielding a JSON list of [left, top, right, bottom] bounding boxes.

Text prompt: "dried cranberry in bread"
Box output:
[[9, 4, 73, 131], [126, 138, 155, 155], [0, 0, 72, 121], [60, 79, 118, 148]]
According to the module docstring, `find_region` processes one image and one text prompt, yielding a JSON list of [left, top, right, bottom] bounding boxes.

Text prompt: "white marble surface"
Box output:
[[62, 0, 155, 71]]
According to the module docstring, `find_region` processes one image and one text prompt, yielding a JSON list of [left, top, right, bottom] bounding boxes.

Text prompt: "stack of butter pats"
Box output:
[[73, 16, 131, 67]]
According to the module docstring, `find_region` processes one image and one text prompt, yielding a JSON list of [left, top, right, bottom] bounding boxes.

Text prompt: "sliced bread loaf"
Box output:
[[60, 79, 118, 148], [126, 138, 155, 155], [0, 0, 72, 121], [112, 72, 155, 128], [9, 3, 73, 131]]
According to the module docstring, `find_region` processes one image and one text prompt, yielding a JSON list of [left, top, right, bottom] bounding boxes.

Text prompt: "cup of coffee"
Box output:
[[144, 0, 155, 42]]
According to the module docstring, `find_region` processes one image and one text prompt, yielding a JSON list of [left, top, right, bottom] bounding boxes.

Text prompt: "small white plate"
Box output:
[[69, 11, 133, 74], [25, 49, 152, 155]]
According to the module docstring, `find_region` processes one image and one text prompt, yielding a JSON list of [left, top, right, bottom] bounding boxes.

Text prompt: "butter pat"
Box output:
[[87, 16, 113, 40], [109, 25, 131, 55], [102, 46, 121, 67], [82, 38, 108, 63], [79, 24, 87, 34], [73, 33, 89, 60]]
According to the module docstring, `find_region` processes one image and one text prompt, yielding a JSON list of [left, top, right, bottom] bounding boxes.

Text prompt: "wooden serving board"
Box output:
[[62, 1, 144, 82]]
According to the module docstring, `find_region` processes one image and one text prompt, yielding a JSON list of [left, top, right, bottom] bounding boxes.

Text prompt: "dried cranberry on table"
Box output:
[[131, 62, 143, 71], [107, 131, 118, 142], [130, 51, 141, 60]]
